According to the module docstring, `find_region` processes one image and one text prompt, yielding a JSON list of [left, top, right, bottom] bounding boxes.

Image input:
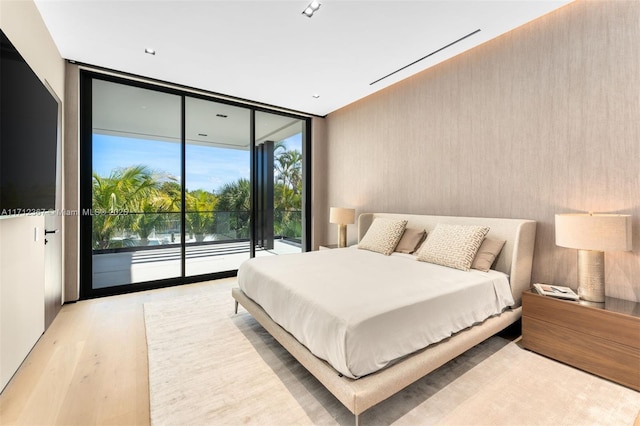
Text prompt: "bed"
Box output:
[[232, 213, 536, 423]]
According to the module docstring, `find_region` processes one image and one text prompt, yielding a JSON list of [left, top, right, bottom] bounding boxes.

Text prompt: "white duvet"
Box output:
[[237, 247, 514, 379]]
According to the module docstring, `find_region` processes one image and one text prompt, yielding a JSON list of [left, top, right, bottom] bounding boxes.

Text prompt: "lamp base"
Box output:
[[338, 224, 347, 248], [577, 249, 605, 303]]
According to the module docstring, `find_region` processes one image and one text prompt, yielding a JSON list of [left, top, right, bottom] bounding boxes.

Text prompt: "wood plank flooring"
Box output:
[[2, 278, 639, 426], [0, 279, 235, 425]]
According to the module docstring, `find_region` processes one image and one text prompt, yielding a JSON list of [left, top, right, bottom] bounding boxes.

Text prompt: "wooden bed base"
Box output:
[[233, 287, 521, 420]]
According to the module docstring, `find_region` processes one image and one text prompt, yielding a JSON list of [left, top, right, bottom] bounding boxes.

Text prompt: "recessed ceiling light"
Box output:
[[302, 0, 321, 17], [144, 48, 156, 55], [312, 94, 320, 99]]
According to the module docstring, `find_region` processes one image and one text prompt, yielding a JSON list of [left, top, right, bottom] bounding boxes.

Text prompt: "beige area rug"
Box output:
[[144, 281, 640, 425]]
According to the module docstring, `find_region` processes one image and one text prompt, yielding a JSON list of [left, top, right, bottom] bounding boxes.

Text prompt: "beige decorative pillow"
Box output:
[[416, 224, 489, 271], [471, 238, 506, 272], [358, 218, 408, 256], [394, 228, 427, 254]]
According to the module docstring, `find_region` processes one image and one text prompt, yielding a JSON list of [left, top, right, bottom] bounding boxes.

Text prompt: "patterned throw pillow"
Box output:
[[416, 224, 489, 271], [358, 218, 408, 256]]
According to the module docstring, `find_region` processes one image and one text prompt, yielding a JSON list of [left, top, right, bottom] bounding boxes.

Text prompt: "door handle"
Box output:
[[45, 229, 59, 235]]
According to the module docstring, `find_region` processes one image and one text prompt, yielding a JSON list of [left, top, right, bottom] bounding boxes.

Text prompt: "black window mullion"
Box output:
[[303, 118, 312, 252], [250, 109, 256, 258], [180, 96, 186, 276], [79, 71, 93, 299], [78, 70, 311, 299]]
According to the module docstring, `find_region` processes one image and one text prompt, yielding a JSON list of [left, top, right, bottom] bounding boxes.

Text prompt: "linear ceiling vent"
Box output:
[[370, 29, 481, 86]]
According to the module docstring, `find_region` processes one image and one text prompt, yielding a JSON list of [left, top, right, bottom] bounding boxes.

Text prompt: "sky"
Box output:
[[92, 132, 302, 193]]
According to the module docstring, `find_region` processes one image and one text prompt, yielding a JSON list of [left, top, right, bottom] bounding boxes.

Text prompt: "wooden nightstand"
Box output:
[[522, 290, 640, 391]]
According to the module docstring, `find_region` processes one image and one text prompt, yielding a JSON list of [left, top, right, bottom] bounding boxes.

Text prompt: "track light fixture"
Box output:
[[302, 0, 321, 18]]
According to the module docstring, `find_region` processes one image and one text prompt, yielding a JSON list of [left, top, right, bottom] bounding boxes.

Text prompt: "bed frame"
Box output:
[[232, 213, 536, 423]]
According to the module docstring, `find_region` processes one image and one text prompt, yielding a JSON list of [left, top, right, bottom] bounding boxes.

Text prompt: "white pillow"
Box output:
[[358, 218, 408, 256], [416, 224, 489, 271]]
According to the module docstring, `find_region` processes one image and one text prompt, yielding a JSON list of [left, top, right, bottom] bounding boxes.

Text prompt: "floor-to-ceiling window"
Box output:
[[89, 79, 183, 289], [80, 72, 310, 298], [184, 97, 251, 276], [254, 111, 306, 256]]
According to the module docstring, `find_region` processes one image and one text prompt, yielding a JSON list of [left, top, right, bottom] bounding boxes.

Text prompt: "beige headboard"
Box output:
[[358, 213, 537, 306]]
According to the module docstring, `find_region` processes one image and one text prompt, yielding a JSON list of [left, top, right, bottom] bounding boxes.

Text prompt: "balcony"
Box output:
[[91, 210, 301, 289]]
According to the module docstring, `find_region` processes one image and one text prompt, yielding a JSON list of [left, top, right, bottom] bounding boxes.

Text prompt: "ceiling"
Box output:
[[35, 0, 574, 117], [93, 78, 304, 150]]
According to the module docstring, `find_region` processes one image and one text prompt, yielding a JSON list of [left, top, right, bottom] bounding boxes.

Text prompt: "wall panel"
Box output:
[[63, 63, 80, 301], [0, 0, 66, 388], [0, 216, 45, 391], [323, 0, 640, 301]]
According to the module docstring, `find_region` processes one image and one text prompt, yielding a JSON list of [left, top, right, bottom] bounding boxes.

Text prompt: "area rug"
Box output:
[[144, 283, 640, 425]]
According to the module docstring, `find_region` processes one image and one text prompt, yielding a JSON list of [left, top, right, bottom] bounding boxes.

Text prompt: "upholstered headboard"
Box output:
[[358, 213, 537, 306]]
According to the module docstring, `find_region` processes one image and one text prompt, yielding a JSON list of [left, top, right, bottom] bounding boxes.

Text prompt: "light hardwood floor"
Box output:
[[0, 278, 235, 425], [2, 278, 639, 426]]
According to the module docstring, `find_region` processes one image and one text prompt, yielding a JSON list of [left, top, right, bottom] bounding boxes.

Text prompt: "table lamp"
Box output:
[[329, 207, 355, 248], [555, 213, 632, 302]]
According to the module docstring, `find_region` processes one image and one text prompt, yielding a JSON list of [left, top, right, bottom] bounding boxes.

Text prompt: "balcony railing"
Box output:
[[92, 209, 301, 254]]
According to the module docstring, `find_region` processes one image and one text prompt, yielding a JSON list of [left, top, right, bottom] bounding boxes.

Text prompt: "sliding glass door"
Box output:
[[184, 97, 251, 276], [90, 79, 183, 289], [80, 72, 310, 298]]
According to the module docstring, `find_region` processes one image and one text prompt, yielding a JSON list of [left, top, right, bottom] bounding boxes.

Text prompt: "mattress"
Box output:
[[237, 247, 514, 379]]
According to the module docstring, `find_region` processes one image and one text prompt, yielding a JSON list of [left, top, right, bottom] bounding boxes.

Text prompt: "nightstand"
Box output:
[[319, 244, 339, 250], [522, 290, 640, 391]]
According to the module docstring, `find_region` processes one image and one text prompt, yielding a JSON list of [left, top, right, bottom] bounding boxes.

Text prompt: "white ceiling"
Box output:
[[35, 0, 574, 116], [93, 78, 304, 149]]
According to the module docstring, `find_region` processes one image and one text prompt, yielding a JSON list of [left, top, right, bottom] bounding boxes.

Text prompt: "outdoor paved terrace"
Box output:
[[92, 239, 301, 288]]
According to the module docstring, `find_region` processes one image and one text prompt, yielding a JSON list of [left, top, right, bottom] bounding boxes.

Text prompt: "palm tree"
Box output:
[[158, 181, 182, 212], [215, 178, 250, 239], [92, 165, 172, 249], [273, 148, 302, 239], [274, 149, 302, 195], [92, 173, 121, 249], [185, 189, 218, 242], [130, 176, 181, 245]]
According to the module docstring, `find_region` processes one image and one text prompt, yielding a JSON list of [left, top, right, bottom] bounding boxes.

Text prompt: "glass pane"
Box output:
[[185, 97, 251, 276], [255, 111, 305, 256], [91, 79, 182, 288]]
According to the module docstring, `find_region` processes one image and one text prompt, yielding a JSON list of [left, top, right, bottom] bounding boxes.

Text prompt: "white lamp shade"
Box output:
[[555, 213, 632, 251], [329, 207, 355, 225]]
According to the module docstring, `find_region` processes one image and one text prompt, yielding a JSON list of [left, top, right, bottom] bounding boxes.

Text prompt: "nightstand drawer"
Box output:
[[523, 316, 640, 391], [522, 291, 640, 350]]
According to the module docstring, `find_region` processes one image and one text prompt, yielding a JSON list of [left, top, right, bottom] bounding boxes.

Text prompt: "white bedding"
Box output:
[[237, 247, 514, 379]]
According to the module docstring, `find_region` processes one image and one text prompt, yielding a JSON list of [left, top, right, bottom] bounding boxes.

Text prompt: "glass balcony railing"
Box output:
[[92, 209, 302, 253]]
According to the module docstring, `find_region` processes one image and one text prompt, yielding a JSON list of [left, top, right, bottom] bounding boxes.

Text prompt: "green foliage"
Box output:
[[273, 147, 302, 239], [92, 165, 171, 249], [186, 189, 218, 241], [91, 143, 304, 248], [215, 178, 250, 239]]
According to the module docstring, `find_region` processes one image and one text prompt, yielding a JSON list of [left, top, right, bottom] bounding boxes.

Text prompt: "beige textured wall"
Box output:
[[311, 117, 328, 250], [0, 0, 64, 97], [322, 0, 640, 302], [63, 64, 80, 301]]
